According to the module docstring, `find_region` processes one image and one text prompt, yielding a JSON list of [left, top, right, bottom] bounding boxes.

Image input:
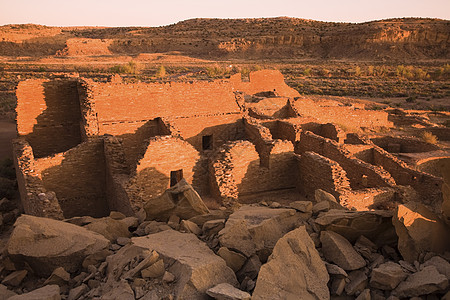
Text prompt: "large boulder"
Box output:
[[320, 231, 366, 271], [132, 230, 237, 299], [218, 205, 303, 258], [6, 215, 110, 276], [315, 209, 395, 244], [392, 202, 450, 262], [252, 226, 329, 300], [144, 179, 209, 221]]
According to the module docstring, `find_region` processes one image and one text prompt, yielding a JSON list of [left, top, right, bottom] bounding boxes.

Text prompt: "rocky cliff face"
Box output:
[[0, 17, 449, 60]]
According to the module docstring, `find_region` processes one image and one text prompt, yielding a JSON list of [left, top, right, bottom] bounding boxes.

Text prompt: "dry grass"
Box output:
[[420, 131, 438, 144]]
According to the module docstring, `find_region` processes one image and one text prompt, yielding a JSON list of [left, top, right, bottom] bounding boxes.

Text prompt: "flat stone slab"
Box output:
[[132, 230, 237, 299]]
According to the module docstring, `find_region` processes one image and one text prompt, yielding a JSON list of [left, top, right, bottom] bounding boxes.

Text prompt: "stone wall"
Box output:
[[296, 151, 351, 200], [16, 79, 82, 157], [34, 138, 109, 218], [12, 138, 64, 219], [230, 70, 300, 98], [371, 136, 440, 153], [291, 98, 392, 129], [126, 136, 201, 210], [210, 140, 296, 202], [372, 146, 443, 212], [103, 136, 134, 216], [297, 131, 395, 190]]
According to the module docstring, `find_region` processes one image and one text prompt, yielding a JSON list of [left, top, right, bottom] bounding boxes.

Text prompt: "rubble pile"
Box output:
[[0, 182, 449, 299]]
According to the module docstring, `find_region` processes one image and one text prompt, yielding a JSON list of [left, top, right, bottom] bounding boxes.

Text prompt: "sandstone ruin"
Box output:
[[2, 69, 449, 299], [11, 70, 447, 219]]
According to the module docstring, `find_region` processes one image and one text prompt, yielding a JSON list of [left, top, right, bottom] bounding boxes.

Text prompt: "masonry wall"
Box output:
[[126, 136, 201, 210], [291, 98, 392, 129], [263, 120, 301, 143], [210, 140, 297, 202], [12, 138, 64, 219], [103, 136, 135, 216], [16, 79, 82, 157], [87, 80, 240, 128], [34, 139, 109, 218], [371, 136, 440, 153], [372, 146, 443, 212], [296, 151, 351, 200], [171, 114, 245, 152], [230, 70, 300, 98], [297, 131, 395, 190]]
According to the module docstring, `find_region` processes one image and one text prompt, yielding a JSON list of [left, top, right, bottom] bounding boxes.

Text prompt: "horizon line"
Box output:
[[1, 15, 448, 28]]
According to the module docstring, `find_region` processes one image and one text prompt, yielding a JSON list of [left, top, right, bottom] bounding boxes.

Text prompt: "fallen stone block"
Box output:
[[252, 226, 329, 300], [393, 266, 448, 298], [7, 215, 110, 276], [207, 283, 251, 300], [370, 261, 407, 290], [218, 205, 303, 258], [132, 230, 237, 299], [144, 179, 209, 221], [320, 230, 366, 270], [393, 202, 450, 262], [315, 209, 394, 244], [84, 216, 131, 242]]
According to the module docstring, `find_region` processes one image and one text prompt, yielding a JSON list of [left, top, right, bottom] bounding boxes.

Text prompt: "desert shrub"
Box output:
[[206, 65, 227, 78], [155, 65, 166, 78], [110, 61, 140, 74], [420, 131, 438, 144], [405, 96, 416, 103]]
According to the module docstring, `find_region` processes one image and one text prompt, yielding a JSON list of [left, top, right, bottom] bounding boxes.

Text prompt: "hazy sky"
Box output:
[[1, 0, 449, 27]]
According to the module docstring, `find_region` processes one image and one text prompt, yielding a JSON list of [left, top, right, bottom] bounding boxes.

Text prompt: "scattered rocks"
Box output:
[[315, 209, 394, 243], [8, 285, 60, 300], [252, 226, 329, 300], [289, 200, 313, 213], [393, 265, 449, 298], [370, 261, 407, 290], [320, 230, 366, 270], [143, 179, 209, 221], [207, 283, 251, 300], [132, 230, 237, 299], [6, 215, 110, 276], [218, 205, 303, 258], [43, 267, 70, 287]]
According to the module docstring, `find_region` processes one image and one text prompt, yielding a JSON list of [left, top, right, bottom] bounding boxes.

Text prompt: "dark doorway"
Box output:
[[170, 169, 183, 186], [202, 135, 213, 150]]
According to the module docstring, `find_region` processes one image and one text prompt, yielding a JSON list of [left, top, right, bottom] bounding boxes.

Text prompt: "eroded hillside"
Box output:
[[0, 17, 449, 60]]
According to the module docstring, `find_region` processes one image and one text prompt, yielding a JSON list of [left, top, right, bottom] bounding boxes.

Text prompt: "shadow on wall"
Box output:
[[38, 140, 109, 218], [24, 80, 82, 158], [185, 120, 246, 152], [236, 152, 297, 199]]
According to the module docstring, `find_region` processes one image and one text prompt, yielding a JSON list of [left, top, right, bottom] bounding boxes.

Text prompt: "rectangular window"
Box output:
[[170, 169, 183, 187], [202, 135, 213, 150]]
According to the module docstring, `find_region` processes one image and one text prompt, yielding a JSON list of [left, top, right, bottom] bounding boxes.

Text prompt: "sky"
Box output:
[[0, 0, 449, 27]]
